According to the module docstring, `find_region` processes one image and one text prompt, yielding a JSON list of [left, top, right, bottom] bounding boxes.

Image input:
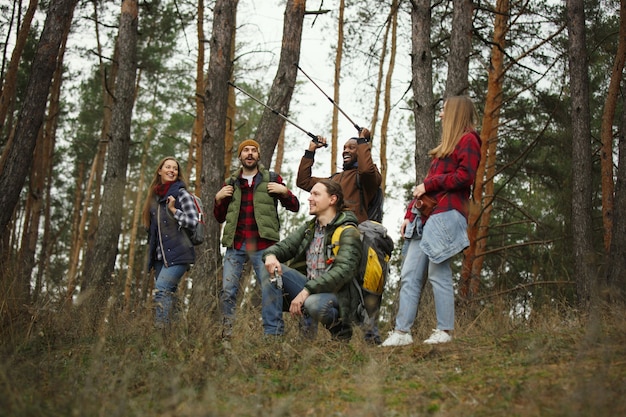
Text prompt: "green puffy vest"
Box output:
[[221, 168, 280, 247]]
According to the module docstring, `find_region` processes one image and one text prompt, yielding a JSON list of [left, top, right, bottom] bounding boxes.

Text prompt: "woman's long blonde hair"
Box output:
[[429, 96, 478, 159], [141, 157, 188, 229]]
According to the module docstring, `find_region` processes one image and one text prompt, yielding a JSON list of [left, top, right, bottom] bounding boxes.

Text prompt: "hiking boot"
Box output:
[[328, 323, 352, 341], [365, 334, 382, 345], [380, 330, 413, 347], [423, 329, 452, 344], [299, 315, 317, 340]]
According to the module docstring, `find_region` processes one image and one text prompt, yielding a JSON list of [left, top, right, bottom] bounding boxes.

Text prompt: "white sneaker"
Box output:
[[423, 329, 452, 344], [380, 331, 413, 347]]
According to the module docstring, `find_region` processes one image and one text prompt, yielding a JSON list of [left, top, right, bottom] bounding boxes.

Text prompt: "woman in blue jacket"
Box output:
[[142, 157, 199, 327]]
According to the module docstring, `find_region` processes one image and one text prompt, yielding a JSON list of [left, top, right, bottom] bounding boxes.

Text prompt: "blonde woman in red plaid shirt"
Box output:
[[382, 96, 482, 347]]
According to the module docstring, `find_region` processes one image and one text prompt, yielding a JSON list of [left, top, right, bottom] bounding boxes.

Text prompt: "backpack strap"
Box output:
[[356, 173, 366, 217], [328, 223, 358, 262], [328, 222, 371, 324], [180, 187, 204, 225], [191, 194, 204, 223], [356, 172, 384, 222]]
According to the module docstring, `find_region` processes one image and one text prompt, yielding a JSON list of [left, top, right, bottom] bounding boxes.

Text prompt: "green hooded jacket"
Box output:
[[263, 210, 363, 325]]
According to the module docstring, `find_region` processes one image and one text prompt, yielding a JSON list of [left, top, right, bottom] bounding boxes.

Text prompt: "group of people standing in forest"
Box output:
[[141, 95, 481, 348]]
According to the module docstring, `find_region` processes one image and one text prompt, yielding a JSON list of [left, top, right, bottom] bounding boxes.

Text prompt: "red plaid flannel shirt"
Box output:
[[214, 172, 299, 250], [405, 131, 481, 223]]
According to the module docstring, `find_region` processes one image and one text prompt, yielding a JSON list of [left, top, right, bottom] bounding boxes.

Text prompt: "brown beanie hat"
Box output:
[[237, 139, 260, 156]]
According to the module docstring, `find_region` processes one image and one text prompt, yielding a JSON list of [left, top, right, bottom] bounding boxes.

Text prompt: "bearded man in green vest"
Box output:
[[214, 139, 300, 339]]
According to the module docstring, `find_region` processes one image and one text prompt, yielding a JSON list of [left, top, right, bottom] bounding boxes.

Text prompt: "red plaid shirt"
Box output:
[[214, 172, 300, 250], [405, 131, 481, 223]]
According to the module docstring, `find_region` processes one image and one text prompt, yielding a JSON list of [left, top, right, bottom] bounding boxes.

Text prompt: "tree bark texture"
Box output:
[[380, 0, 399, 192], [80, 0, 138, 324], [200, 0, 239, 284], [66, 162, 85, 304], [274, 126, 285, 174], [369, 2, 390, 145], [411, 0, 436, 182], [0, 0, 38, 138], [0, 0, 78, 245], [331, 0, 345, 176], [599, 0, 626, 252], [460, 0, 508, 299], [224, 15, 236, 179], [256, 0, 305, 169], [567, 0, 595, 308], [20, 22, 68, 302], [444, 0, 473, 98], [125, 128, 151, 310], [188, 0, 205, 188], [606, 87, 626, 299]]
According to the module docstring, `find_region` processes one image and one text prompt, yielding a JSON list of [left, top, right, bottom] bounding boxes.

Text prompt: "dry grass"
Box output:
[[1, 291, 625, 417]]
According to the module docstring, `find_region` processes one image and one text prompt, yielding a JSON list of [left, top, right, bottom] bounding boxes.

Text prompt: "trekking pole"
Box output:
[[228, 81, 328, 147], [295, 63, 362, 134]]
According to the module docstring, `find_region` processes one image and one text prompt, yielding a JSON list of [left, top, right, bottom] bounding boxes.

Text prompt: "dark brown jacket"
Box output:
[[296, 139, 382, 223]]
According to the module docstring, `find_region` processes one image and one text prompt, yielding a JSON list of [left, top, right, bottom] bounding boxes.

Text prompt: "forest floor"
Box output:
[[1, 295, 625, 417]]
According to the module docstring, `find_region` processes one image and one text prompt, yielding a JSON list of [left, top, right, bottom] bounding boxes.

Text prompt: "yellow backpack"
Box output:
[[330, 220, 395, 318]]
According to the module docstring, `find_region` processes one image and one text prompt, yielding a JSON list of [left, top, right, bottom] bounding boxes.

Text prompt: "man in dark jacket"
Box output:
[[263, 180, 362, 340], [214, 139, 300, 338], [296, 128, 381, 224]]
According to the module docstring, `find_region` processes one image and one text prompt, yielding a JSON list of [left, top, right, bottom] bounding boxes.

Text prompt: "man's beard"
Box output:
[[242, 158, 258, 169], [343, 160, 355, 170], [342, 154, 356, 170]]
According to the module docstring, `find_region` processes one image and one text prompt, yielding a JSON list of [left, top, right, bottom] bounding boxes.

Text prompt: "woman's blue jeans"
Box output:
[[221, 244, 284, 335], [394, 237, 455, 332], [153, 262, 188, 325]]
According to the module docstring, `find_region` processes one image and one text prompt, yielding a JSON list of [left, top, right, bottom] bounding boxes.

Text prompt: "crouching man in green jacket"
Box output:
[[262, 179, 362, 340]]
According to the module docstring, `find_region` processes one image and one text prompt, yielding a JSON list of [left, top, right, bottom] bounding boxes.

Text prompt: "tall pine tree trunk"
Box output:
[[80, 0, 139, 328], [380, 0, 398, 192], [331, 0, 345, 176], [600, 0, 626, 252], [274, 126, 286, 174], [0, 0, 78, 316], [567, 0, 595, 308], [370, 1, 390, 144], [0, 0, 38, 140], [124, 128, 152, 310], [411, 0, 436, 182], [0, 0, 78, 243], [20, 13, 69, 298], [188, 0, 205, 188], [460, 0, 509, 299], [196, 0, 239, 306], [444, 0, 473, 98], [606, 86, 626, 300], [224, 14, 236, 178]]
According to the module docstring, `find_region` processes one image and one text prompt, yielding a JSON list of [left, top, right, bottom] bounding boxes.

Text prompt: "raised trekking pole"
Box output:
[[228, 81, 327, 147], [295, 63, 362, 134]]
